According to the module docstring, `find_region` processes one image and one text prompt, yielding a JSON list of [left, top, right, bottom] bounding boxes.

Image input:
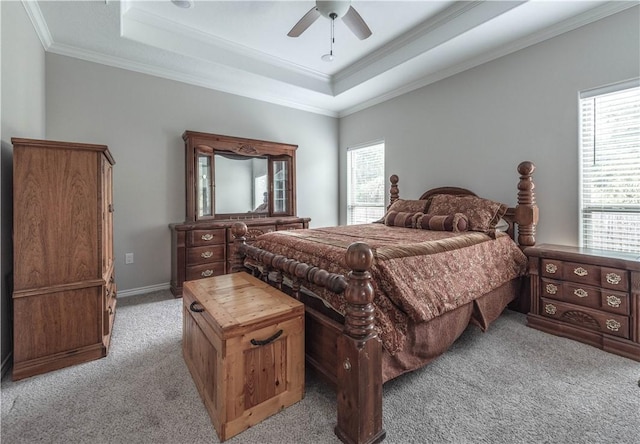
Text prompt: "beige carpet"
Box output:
[[2, 289, 639, 443]]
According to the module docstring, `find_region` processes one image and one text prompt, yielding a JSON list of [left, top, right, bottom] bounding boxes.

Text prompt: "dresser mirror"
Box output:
[[213, 154, 268, 215], [184, 131, 297, 221]]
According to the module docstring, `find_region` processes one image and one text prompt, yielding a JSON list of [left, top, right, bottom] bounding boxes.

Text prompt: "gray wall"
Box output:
[[339, 7, 640, 248], [0, 1, 46, 376], [44, 54, 339, 294]]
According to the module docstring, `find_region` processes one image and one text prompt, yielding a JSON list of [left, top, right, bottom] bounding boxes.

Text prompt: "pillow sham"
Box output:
[[384, 211, 418, 228], [427, 194, 507, 233], [387, 198, 430, 214], [415, 213, 469, 232]]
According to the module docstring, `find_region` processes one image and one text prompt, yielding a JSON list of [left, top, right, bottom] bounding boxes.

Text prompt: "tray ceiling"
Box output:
[[27, 0, 635, 117]]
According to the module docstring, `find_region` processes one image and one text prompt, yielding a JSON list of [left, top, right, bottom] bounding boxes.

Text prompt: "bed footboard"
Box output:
[[231, 223, 386, 444]]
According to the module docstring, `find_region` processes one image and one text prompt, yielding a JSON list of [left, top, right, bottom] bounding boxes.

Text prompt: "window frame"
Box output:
[[578, 78, 640, 254], [346, 141, 386, 225]]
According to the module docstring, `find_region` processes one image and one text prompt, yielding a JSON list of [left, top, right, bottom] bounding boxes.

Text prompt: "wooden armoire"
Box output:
[[12, 138, 116, 380]]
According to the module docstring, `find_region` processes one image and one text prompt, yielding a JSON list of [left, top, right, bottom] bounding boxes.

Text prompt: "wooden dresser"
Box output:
[[170, 131, 310, 297], [527, 244, 639, 361], [12, 138, 116, 380], [170, 216, 310, 296]]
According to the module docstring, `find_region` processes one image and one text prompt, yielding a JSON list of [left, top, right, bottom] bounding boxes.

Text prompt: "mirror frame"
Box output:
[[183, 131, 297, 221]]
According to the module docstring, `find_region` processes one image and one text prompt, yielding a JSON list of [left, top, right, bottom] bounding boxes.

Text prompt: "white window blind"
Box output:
[[347, 142, 385, 225], [579, 80, 640, 254]]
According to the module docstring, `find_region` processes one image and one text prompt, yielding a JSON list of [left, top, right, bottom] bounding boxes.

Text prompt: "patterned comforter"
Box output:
[[250, 223, 527, 354]]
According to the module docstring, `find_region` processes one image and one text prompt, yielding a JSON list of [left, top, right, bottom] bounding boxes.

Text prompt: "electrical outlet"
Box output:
[[125, 253, 134, 264]]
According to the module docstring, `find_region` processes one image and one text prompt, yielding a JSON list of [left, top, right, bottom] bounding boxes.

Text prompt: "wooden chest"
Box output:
[[182, 273, 305, 441]]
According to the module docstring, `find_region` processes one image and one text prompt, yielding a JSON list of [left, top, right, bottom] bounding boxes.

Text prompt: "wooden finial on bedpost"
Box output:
[[388, 175, 399, 210], [515, 161, 539, 248], [335, 242, 386, 444], [231, 222, 248, 273]]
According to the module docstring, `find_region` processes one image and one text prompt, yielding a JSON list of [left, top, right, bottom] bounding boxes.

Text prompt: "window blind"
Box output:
[[579, 81, 640, 254], [347, 143, 385, 225]]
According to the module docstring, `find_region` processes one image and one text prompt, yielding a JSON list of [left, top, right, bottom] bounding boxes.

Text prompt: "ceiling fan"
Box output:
[[287, 1, 372, 40]]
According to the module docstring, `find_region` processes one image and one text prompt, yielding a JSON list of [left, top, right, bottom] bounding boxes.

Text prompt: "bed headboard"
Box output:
[[387, 161, 538, 248]]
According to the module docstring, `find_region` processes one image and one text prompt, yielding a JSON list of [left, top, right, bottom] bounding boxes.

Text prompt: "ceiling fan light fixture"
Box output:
[[171, 0, 193, 9], [321, 52, 334, 62], [316, 1, 350, 19]]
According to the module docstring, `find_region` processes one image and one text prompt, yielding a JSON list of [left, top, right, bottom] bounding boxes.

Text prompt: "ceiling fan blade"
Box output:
[[342, 6, 372, 40], [287, 7, 321, 37]]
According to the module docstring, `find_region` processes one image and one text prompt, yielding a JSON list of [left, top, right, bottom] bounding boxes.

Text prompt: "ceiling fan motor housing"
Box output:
[[317, 1, 351, 19]]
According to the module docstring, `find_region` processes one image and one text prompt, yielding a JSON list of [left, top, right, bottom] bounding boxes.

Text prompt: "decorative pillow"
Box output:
[[375, 199, 430, 224], [384, 211, 418, 228], [427, 194, 508, 233], [415, 213, 469, 232]]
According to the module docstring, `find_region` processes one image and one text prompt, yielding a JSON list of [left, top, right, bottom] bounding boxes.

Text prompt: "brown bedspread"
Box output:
[[251, 224, 527, 354]]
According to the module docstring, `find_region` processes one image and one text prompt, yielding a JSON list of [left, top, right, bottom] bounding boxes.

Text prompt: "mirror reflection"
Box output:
[[197, 155, 212, 218], [214, 154, 268, 214]]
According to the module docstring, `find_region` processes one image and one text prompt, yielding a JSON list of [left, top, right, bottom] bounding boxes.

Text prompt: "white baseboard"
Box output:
[[117, 282, 171, 298], [1, 351, 12, 379]]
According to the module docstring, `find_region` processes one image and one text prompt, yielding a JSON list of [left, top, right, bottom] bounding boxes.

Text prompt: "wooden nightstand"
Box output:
[[526, 244, 640, 361]]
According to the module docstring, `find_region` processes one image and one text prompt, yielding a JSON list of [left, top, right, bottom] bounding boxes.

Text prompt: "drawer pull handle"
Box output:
[[201, 251, 213, 258], [545, 304, 557, 315], [545, 263, 558, 274], [545, 283, 558, 295], [606, 295, 622, 308], [250, 329, 283, 346], [573, 288, 588, 298], [606, 273, 622, 285], [201, 234, 214, 241], [189, 301, 205, 313], [201, 269, 214, 277], [605, 319, 621, 332], [573, 267, 588, 277]]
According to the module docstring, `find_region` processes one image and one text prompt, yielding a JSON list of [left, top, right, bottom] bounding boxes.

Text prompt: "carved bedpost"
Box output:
[[231, 222, 248, 273], [388, 175, 399, 210], [515, 161, 539, 248], [335, 242, 386, 444]]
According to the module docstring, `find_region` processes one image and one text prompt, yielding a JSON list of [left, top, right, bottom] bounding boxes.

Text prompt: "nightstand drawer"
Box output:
[[562, 261, 601, 286], [186, 262, 225, 281], [600, 290, 630, 316], [186, 245, 225, 265], [189, 229, 226, 247], [600, 267, 629, 292], [540, 298, 629, 339]]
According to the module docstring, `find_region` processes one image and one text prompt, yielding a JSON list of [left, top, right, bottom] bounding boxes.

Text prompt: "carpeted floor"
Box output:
[[2, 290, 639, 443]]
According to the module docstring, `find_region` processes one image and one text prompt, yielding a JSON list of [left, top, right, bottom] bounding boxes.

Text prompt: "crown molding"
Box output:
[[21, 0, 52, 50]]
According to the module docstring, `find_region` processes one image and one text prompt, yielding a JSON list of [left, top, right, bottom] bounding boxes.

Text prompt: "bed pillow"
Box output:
[[384, 211, 419, 228], [375, 199, 430, 223], [427, 194, 507, 233], [415, 213, 469, 232], [387, 198, 430, 214]]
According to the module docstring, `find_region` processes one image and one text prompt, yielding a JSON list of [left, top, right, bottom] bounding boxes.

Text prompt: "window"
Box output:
[[347, 142, 385, 225], [579, 80, 640, 254]]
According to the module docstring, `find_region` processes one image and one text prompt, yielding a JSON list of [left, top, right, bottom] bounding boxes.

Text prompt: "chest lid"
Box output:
[[183, 273, 303, 338]]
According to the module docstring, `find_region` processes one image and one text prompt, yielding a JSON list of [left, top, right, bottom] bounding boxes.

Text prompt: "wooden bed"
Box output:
[[229, 161, 539, 444]]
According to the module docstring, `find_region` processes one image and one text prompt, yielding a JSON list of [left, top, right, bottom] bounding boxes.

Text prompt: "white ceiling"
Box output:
[[26, 0, 636, 117]]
